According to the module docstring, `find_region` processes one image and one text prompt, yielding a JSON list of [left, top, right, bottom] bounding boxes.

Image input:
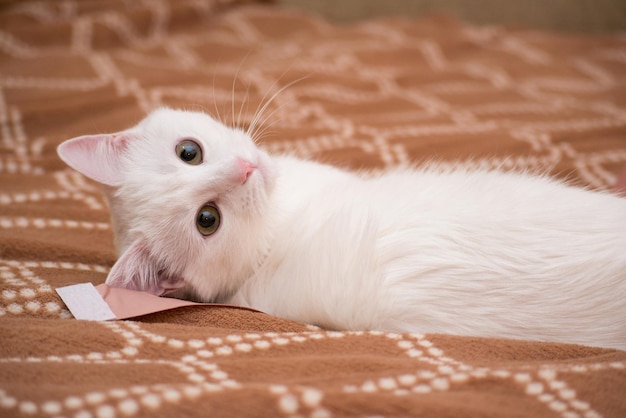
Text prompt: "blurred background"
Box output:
[[277, 0, 626, 33]]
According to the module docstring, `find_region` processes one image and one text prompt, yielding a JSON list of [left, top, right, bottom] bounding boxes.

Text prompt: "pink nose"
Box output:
[[237, 158, 256, 184]]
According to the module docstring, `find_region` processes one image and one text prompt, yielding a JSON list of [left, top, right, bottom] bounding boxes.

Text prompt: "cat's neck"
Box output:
[[268, 156, 356, 220]]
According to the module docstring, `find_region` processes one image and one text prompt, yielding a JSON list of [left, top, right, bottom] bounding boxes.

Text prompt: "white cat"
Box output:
[[57, 108, 626, 349]]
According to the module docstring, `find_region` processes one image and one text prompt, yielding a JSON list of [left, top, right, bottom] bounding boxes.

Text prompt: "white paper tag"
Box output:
[[56, 283, 117, 321]]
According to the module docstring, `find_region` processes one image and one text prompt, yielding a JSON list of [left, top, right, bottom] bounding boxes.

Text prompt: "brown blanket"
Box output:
[[1, 1, 625, 417]]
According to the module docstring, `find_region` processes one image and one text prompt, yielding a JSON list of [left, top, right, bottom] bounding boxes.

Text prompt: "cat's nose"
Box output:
[[236, 158, 256, 184]]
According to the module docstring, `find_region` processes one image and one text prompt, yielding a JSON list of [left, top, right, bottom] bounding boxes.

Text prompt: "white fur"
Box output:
[[57, 108, 626, 349]]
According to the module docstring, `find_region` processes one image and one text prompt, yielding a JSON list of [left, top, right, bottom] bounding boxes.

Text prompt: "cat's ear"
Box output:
[[105, 238, 184, 296], [57, 133, 131, 187]]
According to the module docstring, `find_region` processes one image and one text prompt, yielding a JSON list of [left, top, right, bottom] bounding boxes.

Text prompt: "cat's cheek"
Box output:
[[255, 152, 278, 193]]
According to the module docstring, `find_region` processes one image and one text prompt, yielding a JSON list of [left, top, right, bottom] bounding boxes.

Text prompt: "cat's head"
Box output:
[[57, 108, 277, 301]]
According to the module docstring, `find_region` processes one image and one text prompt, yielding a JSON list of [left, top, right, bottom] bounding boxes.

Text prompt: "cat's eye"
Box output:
[[176, 139, 202, 165], [196, 204, 220, 236]]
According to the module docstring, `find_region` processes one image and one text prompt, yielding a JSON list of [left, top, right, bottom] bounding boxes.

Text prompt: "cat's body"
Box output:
[[58, 108, 626, 349]]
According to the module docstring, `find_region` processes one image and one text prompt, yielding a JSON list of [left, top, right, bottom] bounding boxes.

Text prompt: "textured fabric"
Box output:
[[1, 1, 625, 417]]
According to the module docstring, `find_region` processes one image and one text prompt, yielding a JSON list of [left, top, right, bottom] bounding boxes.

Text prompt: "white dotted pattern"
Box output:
[[0, 1, 625, 417], [1, 326, 620, 417], [0, 260, 109, 318], [0, 216, 110, 230]]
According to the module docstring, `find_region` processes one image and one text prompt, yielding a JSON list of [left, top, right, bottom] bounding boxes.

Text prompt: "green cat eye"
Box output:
[[176, 139, 202, 165], [196, 204, 220, 236]]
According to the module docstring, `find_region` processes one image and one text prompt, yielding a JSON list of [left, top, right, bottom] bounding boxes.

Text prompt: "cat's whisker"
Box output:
[[248, 76, 306, 142], [246, 69, 290, 136], [245, 65, 302, 138], [247, 75, 309, 143], [250, 102, 296, 144], [250, 124, 274, 144], [249, 99, 296, 145], [237, 81, 251, 131], [211, 65, 225, 126], [231, 74, 240, 130], [230, 51, 253, 130], [231, 80, 235, 129], [247, 84, 286, 139]]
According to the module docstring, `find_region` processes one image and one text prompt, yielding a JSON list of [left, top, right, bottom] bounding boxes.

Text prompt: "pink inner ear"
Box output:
[[106, 238, 184, 296], [57, 133, 129, 186]]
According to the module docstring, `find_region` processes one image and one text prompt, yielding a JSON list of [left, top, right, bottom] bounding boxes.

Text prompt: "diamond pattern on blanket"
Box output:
[[0, 1, 625, 417]]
